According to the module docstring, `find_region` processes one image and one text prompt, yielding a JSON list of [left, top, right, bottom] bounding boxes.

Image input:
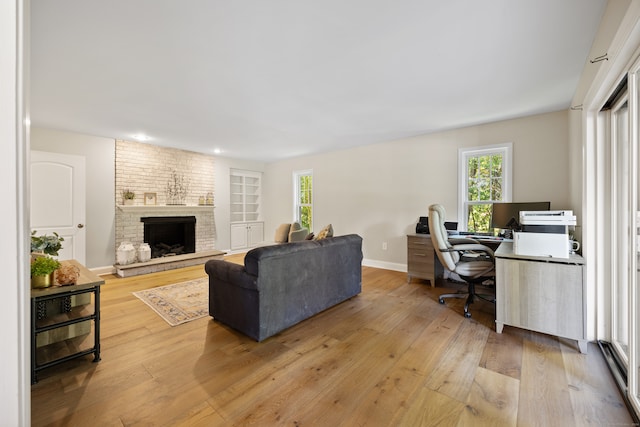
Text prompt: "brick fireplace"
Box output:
[[114, 139, 217, 264], [115, 206, 215, 259]]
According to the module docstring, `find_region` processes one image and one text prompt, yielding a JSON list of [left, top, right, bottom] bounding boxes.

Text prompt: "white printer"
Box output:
[[513, 210, 576, 258]]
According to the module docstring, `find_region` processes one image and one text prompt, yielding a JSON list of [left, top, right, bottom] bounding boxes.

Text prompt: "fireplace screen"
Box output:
[[141, 216, 196, 258]]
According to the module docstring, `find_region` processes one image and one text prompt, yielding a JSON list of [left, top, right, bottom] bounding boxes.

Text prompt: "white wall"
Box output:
[[264, 110, 571, 270], [31, 128, 116, 269]]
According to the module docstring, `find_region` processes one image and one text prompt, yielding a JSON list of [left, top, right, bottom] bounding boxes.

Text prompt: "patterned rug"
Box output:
[[133, 277, 209, 326]]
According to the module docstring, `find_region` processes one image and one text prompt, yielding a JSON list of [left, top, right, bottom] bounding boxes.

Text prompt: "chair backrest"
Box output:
[[428, 204, 459, 271]]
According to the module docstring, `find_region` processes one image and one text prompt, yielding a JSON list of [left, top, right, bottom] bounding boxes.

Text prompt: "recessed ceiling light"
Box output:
[[132, 134, 151, 141], [213, 148, 222, 154]]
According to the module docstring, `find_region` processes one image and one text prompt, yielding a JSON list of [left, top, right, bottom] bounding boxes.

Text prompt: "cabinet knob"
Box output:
[[77, 224, 85, 229]]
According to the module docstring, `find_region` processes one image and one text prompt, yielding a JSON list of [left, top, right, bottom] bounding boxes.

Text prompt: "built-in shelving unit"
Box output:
[[230, 170, 261, 223], [230, 169, 263, 250]]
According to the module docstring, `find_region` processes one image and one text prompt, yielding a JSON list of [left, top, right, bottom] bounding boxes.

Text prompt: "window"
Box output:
[[458, 144, 512, 232], [293, 170, 313, 232]]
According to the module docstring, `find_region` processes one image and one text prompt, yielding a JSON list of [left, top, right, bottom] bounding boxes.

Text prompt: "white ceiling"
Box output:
[[30, 0, 607, 163]]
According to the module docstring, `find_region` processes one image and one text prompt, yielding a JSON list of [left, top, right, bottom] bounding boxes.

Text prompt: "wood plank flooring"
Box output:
[[31, 254, 633, 426]]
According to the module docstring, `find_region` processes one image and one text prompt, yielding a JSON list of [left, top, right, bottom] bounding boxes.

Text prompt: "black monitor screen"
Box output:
[[490, 201, 551, 230]]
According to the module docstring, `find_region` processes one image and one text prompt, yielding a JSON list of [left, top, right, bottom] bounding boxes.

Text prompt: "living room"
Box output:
[[4, 0, 640, 424]]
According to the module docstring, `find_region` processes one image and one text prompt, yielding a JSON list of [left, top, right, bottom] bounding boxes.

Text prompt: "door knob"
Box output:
[[77, 224, 84, 229]]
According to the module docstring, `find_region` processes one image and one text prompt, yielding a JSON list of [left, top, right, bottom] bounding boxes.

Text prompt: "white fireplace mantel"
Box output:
[[116, 205, 215, 213]]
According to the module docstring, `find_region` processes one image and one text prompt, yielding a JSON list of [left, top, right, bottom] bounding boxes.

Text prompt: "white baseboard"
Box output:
[[91, 265, 116, 276], [362, 258, 407, 273]]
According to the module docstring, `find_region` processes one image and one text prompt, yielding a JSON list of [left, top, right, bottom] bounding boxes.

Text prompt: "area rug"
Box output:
[[132, 277, 208, 326]]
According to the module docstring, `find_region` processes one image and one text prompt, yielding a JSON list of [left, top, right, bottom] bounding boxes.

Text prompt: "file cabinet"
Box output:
[[407, 234, 443, 287]]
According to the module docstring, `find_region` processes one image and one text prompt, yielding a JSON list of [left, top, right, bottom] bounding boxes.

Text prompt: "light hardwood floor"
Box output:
[[31, 254, 633, 426]]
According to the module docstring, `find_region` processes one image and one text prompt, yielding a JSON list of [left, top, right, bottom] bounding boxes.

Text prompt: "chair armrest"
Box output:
[[445, 243, 495, 258], [448, 237, 481, 245]]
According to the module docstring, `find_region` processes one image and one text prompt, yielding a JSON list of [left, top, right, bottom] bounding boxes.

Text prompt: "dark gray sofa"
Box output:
[[204, 234, 363, 341]]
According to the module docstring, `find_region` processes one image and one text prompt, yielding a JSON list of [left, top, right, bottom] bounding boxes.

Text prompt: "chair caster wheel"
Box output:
[[464, 312, 471, 318], [439, 298, 444, 304]]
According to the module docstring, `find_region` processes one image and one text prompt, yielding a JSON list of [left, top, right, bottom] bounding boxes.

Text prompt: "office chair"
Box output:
[[428, 204, 496, 318]]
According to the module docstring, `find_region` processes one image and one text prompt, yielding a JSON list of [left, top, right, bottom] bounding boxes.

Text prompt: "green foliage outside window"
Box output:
[[466, 154, 503, 233], [297, 174, 313, 231]]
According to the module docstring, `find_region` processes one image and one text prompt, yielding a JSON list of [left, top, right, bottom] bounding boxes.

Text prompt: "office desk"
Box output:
[[495, 242, 587, 353]]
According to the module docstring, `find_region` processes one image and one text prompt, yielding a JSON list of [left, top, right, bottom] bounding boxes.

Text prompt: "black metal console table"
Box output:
[[31, 260, 104, 384]]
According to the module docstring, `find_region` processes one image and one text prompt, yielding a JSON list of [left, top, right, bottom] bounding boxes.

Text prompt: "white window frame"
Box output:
[[457, 143, 513, 231], [293, 169, 313, 231]]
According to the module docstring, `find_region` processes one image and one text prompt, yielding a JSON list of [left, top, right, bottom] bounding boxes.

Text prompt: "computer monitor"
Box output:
[[490, 201, 551, 231]]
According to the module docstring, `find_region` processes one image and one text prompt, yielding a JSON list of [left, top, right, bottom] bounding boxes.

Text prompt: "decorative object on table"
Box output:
[[144, 192, 157, 205], [132, 277, 208, 326], [137, 242, 151, 262], [31, 256, 61, 288], [121, 188, 135, 205], [166, 169, 189, 205], [55, 263, 80, 286], [198, 195, 205, 205], [206, 192, 214, 206], [31, 230, 64, 256], [116, 241, 136, 265]]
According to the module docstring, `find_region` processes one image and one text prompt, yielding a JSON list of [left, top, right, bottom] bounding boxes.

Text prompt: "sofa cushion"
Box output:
[[315, 224, 333, 240], [288, 222, 309, 242], [274, 223, 291, 243]]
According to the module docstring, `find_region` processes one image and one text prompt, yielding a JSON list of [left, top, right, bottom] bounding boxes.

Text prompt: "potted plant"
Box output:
[[31, 231, 64, 256], [31, 256, 61, 288], [121, 189, 135, 205]]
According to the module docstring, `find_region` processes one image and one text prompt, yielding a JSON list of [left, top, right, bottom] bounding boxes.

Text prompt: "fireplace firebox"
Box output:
[[141, 216, 196, 258]]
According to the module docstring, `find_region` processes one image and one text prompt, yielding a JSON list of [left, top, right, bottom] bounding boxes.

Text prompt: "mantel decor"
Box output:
[[144, 192, 157, 205], [121, 188, 135, 205], [166, 170, 189, 205]]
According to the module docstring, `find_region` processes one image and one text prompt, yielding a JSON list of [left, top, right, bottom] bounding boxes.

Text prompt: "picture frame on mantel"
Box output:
[[144, 192, 157, 205]]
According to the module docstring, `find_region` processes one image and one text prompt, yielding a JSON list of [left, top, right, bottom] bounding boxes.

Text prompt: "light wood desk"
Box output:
[[495, 242, 587, 353]]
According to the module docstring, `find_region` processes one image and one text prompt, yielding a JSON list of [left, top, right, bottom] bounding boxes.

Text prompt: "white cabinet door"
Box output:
[[230, 224, 248, 250], [230, 222, 264, 250], [247, 222, 264, 247]]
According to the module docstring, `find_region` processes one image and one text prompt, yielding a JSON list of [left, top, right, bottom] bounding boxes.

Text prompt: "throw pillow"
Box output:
[[274, 223, 291, 243], [305, 232, 315, 240], [288, 222, 309, 242], [315, 224, 333, 240]]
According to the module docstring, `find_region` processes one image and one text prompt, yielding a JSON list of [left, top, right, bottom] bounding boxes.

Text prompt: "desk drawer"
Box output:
[[408, 236, 432, 249], [408, 251, 434, 269]]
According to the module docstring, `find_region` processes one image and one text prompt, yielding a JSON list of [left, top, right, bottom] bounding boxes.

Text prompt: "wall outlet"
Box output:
[[382, 242, 388, 250]]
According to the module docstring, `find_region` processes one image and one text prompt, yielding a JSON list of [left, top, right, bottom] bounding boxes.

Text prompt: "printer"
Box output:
[[513, 210, 576, 258]]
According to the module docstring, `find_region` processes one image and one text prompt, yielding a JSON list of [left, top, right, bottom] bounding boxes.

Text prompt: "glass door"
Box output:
[[631, 65, 640, 413], [612, 95, 630, 365]]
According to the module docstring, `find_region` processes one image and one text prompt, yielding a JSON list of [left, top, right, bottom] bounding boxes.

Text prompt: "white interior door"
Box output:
[[30, 151, 86, 264]]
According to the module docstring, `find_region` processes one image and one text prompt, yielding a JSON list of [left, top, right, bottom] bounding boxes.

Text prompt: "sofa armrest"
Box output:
[[204, 260, 258, 291]]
